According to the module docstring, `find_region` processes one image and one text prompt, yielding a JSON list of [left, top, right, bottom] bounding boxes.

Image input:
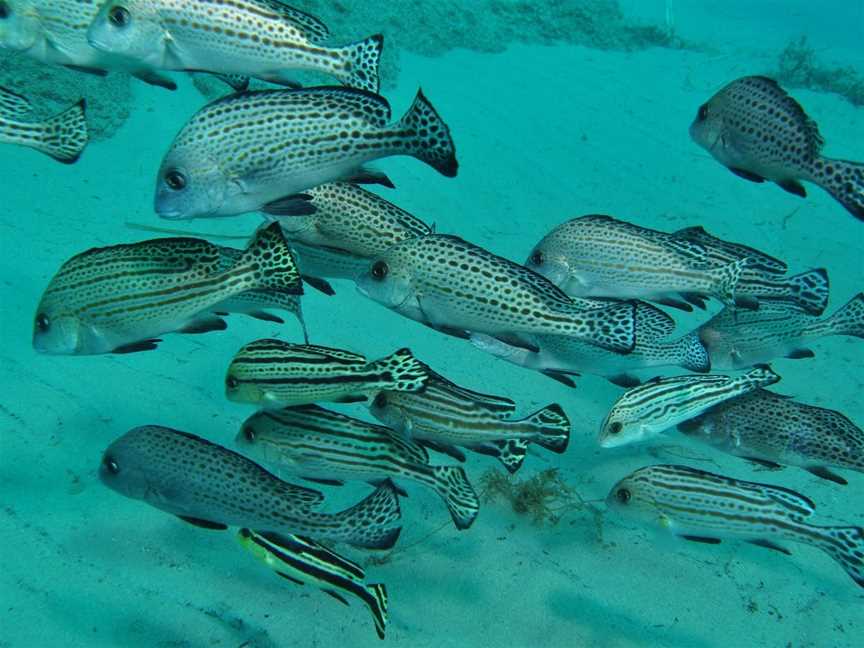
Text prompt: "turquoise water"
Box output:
[[1, 2, 862, 646]]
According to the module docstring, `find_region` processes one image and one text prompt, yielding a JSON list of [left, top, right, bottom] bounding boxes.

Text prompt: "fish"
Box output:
[[598, 365, 781, 448], [0, 0, 177, 88], [606, 464, 864, 588], [154, 86, 458, 220], [470, 300, 711, 388], [690, 75, 864, 221], [32, 222, 301, 355], [368, 367, 570, 474], [237, 405, 480, 529], [225, 340, 429, 407], [356, 233, 637, 354], [100, 425, 403, 550], [699, 293, 864, 370], [0, 86, 87, 162], [87, 0, 383, 93], [264, 182, 433, 280], [237, 528, 388, 640], [678, 389, 864, 485]]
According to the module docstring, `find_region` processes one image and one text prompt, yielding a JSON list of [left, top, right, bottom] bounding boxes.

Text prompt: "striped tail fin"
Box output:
[[520, 404, 570, 453], [815, 526, 864, 589], [821, 292, 864, 339], [36, 99, 88, 163]]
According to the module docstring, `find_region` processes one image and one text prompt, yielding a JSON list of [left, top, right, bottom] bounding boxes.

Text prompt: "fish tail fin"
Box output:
[[715, 257, 749, 306], [398, 88, 458, 177], [335, 34, 384, 93], [488, 439, 529, 473], [36, 99, 88, 163], [564, 300, 636, 354], [676, 330, 711, 373], [237, 222, 304, 295], [370, 348, 429, 393], [822, 292, 864, 339], [811, 156, 864, 221], [362, 583, 388, 639], [785, 267, 830, 315], [334, 480, 402, 550], [519, 403, 571, 453], [430, 466, 480, 530], [815, 526, 864, 589]]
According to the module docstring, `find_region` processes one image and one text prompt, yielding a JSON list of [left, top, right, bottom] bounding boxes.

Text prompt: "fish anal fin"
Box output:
[[112, 339, 162, 353], [805, 465, 847, 485], [679, 534, 722, 545], [541, 370, 577, 388], [729, 167, 766, 183], [654, 297, 695, 312], [179, 316, 227, 334], [416, 439, 467, 463], [785, 348, 815, 360], [777, 179, 807, 197], [177, 515, 228, 530], [748, 539, 791, 555], [247, 310, 285, 324], [131, 69, 178, 91], [64, 64, 108, 77]]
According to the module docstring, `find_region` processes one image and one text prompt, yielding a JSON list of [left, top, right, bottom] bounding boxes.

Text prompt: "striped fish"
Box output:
[[598, 365, 780, 448], [237, 404, 480, 529], [679, 389, 864, 485], [32, 222, 301, 355], [153, 87, 457, 220], [100, 425, 403, 550], [226, 341, 429, 407], [356, 234, 637, 353], [237, 528, 388, 639], [607, 464, 864, 589], [0, 86, 87, 162], [369, 367, 570, 473], [87, 0, 383, 92], [699, 293, 864, 370]]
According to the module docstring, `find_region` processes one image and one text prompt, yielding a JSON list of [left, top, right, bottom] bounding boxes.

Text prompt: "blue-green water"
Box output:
[[1, 2, 862, 646]]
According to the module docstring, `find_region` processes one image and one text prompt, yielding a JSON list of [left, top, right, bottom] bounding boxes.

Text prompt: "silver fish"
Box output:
[[87, 0, 383, 92], [679, 389, 864, 485], [699, 293, 864, 370], [237, 528, 388, 640], [470, 300, 711, 388], [607, 464, 864, 588], [369, 366, 570, 473], [225, 340, 429, 407], [154, 86, 457, 220], [690, 75, 864, 221], [237, 405, 480, 529], [33, 222, 301, 355], [0, 86, 87, 162], [100, 425, 403, 550], [0, 0, 176, 88], [356, 233, 637, 353], [598, 365, 780, 448]]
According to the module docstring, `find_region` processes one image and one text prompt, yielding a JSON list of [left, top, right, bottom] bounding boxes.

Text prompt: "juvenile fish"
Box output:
[[237, 405, 480, 529], [679, 389, 864, 485], [226, 340, 429, 407], [32, 222, 301, 355], [369, 366, 570, 473], [690, 76, 864, 221], [699, 293, 864, 370], [0, 86, 87, 162], [607, 464, 864, 588], [88, 0, 383, 92], [356, 234, 637, 353], [154, 87, 458, 219], [237, 528, 388, 640], [470, 300, 711, 388], [100, 425, 402, 550], [598, 365, 780, 448]]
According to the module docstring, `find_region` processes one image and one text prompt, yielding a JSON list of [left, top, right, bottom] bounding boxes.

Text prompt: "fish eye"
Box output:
[[697, 103, 709, 121], [164, 169, 187, 191], [35, 313, 50, 332], [0, 3, 10, 19], [373, 392, 387, 408], [102, 455, 120, 475], [609, 421, 623, 435], [108, 5, 131, 27], [529, 251, 543, 266], [616, 488, 631, 504], [226, 375, 239, 390], [243, 426, 255, 442], [371, 260, 388, 280]]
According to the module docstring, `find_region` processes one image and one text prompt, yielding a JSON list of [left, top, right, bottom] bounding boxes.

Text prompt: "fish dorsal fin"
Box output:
[[244, 339, 367, 364], [297, 343, 367, 363], [293, 86, 391, 124], [426, 368, 517, 415], [633, 302, 676, 340], [673, 226, 788, 274], [748, 76, 824, 156], [260, 1, 330, 43], [661, 237, 711, 265], [762, 484, 816, 517], [0, 86, 33, 117]]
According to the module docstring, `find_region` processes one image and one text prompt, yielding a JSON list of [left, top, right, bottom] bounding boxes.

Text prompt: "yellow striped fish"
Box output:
[[598, 365, 780, 448], [607, 464, 864, 589], [0, 86, 87, 162], [225, 341, 429, 407], [237, 404, 480, 529], [33, 222, 301, 355], [237, 528, 388, 639]]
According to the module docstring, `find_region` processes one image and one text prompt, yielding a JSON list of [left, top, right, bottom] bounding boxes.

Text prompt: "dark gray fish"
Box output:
[[0, 86, 87, 162]]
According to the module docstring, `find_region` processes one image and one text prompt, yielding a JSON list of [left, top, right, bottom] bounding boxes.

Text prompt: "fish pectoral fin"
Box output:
[[276, 571, 306, 586], [341, 166, 396, 189], [741, 456, 784, 470], [303, 477, 346, 488], [653, 297, 695, 312], [748, 539, 791, 555], [176, 515, 228, 530], [246, 310, 285, 324], [608, 373, 641, 388], [678, 534, 722, 545], [179, 316, 228, 334], [112, 339, 162, 354], [131, 69, 177, 91], [785, 348, 815, 360], [323, 589, 351, 606], [728, 167, 766, 183], [805, 465, 848, 485], [776, 179, 807, 197], [416, 439, 467, 463], [540, 371, 578, 388], [301, 275, 336, 296], [335, 395, 369, 404], [262, 193, 318, 216]]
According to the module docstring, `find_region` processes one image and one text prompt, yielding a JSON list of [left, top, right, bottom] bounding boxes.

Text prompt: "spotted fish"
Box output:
[[237, 528, 389, 640], [32, 222, 301, 355], [87, 0, 383, 92], [154, 86, 457, 219], [679, 389, 864, 485], [607, 464, 864, 588], [598, 365, 780, 448], [0, 86, 87, 162], [699, 293, 864, 370], [100, 425, 403, 550], [690, 75, 864, 221], [356, 233, 637, 354], [237, 405, 480, 529], [225, 340, 429, 407]]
